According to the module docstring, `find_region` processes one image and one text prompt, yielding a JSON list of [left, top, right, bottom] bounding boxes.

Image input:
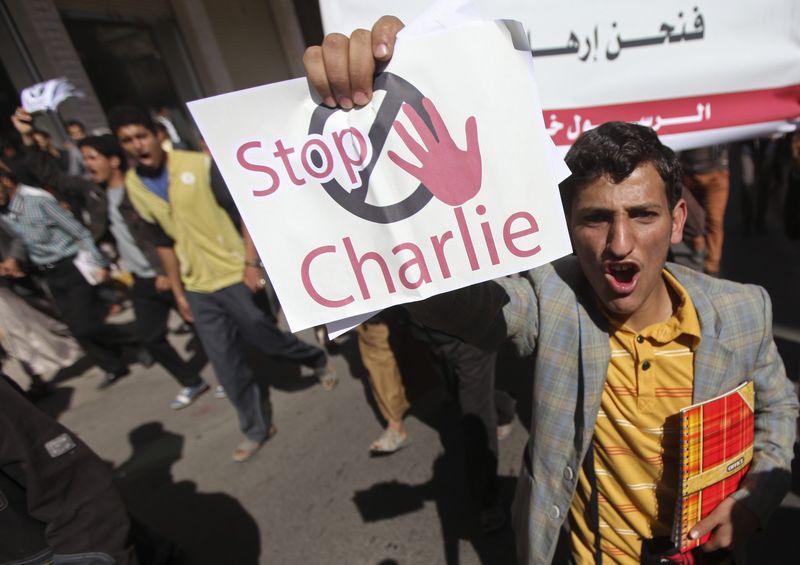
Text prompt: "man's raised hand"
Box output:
[[303, 16, 404, 108]]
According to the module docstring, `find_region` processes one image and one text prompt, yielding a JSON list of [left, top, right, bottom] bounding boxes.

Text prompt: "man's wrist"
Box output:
[[244, 258, 263, 269]]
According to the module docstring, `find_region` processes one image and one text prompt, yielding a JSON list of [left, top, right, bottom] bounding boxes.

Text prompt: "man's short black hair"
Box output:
[[31, 128, 50, 139], [559, 121, 683, 214], [65, 119, 85, 131], [78, 134, 128, 172], [107, 105, 157, 136]]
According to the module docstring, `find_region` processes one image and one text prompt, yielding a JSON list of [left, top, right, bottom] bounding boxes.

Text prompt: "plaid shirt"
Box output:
[[409, 257, 798, 565], [2, 184, 106, 267]]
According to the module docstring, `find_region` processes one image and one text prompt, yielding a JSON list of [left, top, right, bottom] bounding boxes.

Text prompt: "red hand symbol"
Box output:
[[387, 98, 482, 207]]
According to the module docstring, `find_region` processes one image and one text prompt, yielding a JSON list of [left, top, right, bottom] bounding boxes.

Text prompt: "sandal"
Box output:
[[314, 364, 339, 391], [497, 422, 514, 441], [232, 425, 276, 462], [369, 428, 411, 456]]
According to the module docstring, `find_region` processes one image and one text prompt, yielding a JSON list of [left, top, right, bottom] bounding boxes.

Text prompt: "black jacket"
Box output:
[[0, 375, 137, 564]]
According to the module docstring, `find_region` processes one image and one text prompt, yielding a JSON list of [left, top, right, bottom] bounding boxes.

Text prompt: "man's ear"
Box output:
[[155, 128, 166, 143], [670, 198, 688, 245], [109, 155, 121, 171]]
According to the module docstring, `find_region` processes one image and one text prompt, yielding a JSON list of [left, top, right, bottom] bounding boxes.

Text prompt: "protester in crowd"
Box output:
[[304, 20, 798, 564], [76, 134, 210, 409], [11, 109, 103, 233], [680, 145, 730, 275], [0, 372, 137, 564], [0, 216, 81, 396], [65, 119, 87, 143], [0, 157, 136, 389], [786, 130, 800, 240], [108, 105, 336, 462], [357, 310, 413, 455], [414, 324, 515, 534]]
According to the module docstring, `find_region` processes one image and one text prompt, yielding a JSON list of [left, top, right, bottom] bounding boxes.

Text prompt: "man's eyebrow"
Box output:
[[627, 202, 664, 213], [574, 206, 612, 215]]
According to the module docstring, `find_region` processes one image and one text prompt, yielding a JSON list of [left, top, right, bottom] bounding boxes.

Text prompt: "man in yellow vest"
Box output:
[[108, 106, 336, 462]]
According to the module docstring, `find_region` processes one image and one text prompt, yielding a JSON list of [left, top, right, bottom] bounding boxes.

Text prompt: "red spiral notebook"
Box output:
[[672, 381, 755, 552]]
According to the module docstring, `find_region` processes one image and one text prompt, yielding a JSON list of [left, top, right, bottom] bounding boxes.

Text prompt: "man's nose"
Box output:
[[606, 218, 634, 258]]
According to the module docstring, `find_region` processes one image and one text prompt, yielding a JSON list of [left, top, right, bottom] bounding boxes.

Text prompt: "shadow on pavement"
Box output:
[[747, 504, 800, 561], [32, 385, 74, 420], [775, 337, 800, 383], [115, 422, 260, 564], [353, 398, 517, 565]]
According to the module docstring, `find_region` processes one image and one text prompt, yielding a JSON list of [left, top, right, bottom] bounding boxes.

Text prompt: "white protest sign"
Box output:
[[188, 19, 572, 333], [321, 0, 800, 150], [20, 77, 84, 114]]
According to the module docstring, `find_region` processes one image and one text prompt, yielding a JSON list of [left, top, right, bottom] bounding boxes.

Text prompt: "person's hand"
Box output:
[[243, 265, 265, 293], [388, 98, 481, 206], [154, 275, 172, 292], [688, 496, 760, 552], [94, 267, 110, 284], [174, 293, 194, 323], [303, 15, 405, 108], [0, 257, 23, 277], [10, 107, 34, 143]]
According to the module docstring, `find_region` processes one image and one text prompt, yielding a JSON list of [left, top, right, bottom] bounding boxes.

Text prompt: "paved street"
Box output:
[[7, 174, 800, 564]]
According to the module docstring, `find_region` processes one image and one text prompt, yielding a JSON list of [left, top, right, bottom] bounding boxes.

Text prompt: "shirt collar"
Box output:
[[603, 269, 702, 349]]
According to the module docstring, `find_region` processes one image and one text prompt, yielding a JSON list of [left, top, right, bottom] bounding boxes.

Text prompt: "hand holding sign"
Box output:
[[389, 98, 482, 206], [189, 15, 572, 332]]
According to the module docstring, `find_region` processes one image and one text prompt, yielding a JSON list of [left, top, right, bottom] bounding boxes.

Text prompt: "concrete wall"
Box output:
[[200, 0, 291, 90], [1, 0, 107, 132]]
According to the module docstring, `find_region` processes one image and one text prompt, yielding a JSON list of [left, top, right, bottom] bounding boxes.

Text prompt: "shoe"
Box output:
[[137, 348, 155, 368], [97, 368, 129, 390], [369, 428, 411, 456], [313, 363, 338, 391], [232, 425, 276, 462], [314, 325, 328, 346], [214, 385, 227, 399], [170, 381, 210, 410], [497, 422, 514, 441]]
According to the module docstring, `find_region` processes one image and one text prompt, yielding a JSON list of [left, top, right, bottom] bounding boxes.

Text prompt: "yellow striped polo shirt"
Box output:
[[570, 270, 702, 564]]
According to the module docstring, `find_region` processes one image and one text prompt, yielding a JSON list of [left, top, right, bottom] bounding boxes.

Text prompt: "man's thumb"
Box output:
[[689, 510, 720, 541]]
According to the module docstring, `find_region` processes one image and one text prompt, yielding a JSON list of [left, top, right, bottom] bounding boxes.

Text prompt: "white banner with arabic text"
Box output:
[[320, 0, 800, 150]]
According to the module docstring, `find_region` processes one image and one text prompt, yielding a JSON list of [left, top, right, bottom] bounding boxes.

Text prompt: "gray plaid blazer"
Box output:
[[409, 256, 798, 565]]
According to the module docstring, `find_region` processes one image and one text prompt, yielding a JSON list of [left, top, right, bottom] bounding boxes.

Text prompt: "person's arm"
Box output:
[[405, 276, 539, 353], [210, 161, 241, 230], [156, 245, 192, 322], [10, 107, 35, 147], [210, 161, 264, 293], [689, 286, 799, 550], [240, 222, 264, 293], [0, 375, 137, 564], [0, 218, 27, 276], [40, 195, 108, 275]]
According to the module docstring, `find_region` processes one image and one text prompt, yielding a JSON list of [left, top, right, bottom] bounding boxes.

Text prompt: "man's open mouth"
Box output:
[[604, 263, 640, 294]]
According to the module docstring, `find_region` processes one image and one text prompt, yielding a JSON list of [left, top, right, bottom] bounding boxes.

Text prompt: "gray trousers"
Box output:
[[186, 283, 326, 441]]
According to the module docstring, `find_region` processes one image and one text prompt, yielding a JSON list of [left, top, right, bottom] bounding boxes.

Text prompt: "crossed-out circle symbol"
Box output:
[[308, 72, 434, 224]]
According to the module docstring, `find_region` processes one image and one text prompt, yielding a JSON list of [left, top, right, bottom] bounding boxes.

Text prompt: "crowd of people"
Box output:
[[0, 13, 798, 565]]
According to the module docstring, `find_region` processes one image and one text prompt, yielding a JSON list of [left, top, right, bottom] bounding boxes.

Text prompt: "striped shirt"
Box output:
[[570, 270, 702, 564], [2, 184, 106, 267]]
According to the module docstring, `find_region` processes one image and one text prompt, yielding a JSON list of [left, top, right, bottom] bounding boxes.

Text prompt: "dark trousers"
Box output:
[[427, 333, 502, 511], [131, 276, 201, 388], [185, 283, 326, 441], [40, 258, 136, 374]]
